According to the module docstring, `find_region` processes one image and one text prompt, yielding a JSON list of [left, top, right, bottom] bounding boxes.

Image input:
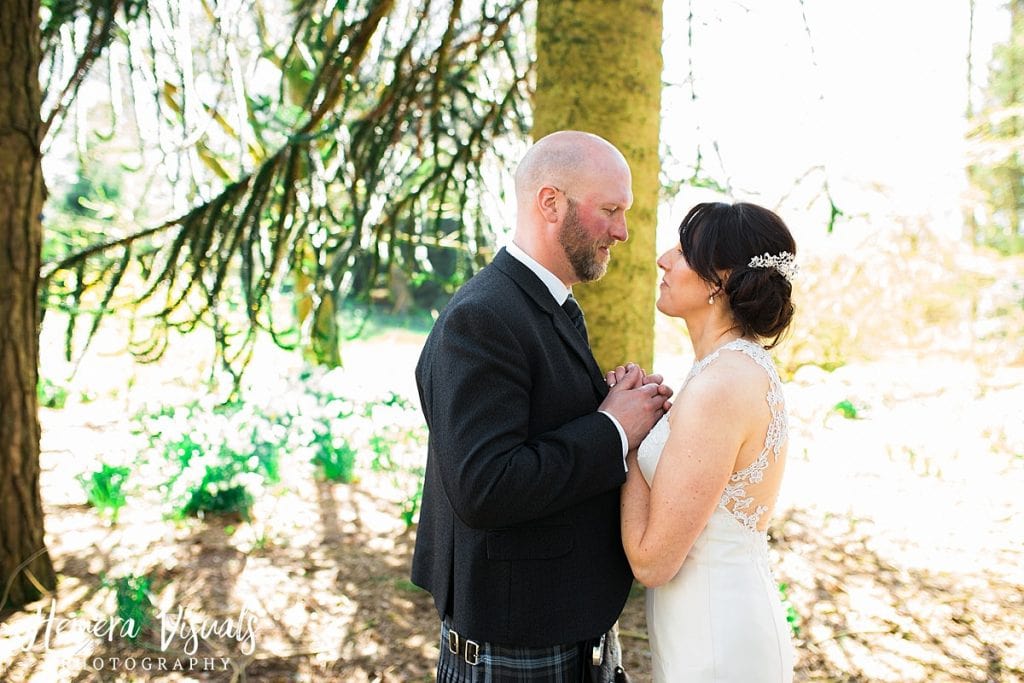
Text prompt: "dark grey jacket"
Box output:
[[412, 247, 632, 647]]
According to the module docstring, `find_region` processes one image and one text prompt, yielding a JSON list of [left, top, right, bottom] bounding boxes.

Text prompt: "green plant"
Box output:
[[361, 396, 429, 526], [368, 434, 396, 472], [248, 426, 285, 484], [77, 463, 131, 522], [311, 429, 357, 483], [37, 377, 69, 409], [134, 400, 279, 520], [171, 439, 264, 521], [395, 578, 423, 593], [364, 395, 422, 473], [832, 399, 860, 420], [380, 392, 413, 410], [399, 473, 424, 528], [181, 471, 254, 520], [130, 379, 423, 527], [165, 433, 204, 473], [778, 582, 801, 638], [106, 574, 155, 642]]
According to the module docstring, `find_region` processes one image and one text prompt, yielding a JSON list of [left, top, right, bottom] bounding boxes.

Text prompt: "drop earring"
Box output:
[[708, 294, 715, 305]]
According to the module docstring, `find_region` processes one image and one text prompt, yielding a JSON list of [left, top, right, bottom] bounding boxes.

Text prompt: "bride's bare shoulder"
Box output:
[[671, 351, 770, 422]]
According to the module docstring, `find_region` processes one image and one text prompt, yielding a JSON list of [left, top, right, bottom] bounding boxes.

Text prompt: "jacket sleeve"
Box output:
[[421, 298, 626, 529]]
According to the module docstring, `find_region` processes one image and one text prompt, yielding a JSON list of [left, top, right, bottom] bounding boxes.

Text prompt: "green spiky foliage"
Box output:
[[966, 0, 1024, 254], [39, 0, 531, 388]]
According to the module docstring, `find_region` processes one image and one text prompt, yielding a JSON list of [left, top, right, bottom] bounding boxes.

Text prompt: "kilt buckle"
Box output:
[[592, 633, 606, 666], [464, 639, 479, 665], [446, 626, 480, 666]]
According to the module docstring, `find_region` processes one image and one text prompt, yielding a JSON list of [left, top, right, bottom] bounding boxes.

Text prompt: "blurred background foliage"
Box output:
[[40, 0, 530, 389], [38, 1, 1024, 397], [35, 0, 1024, 392], [966, 0, 1024, 255]]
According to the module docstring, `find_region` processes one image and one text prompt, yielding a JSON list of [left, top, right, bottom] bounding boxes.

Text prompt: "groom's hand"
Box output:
[[606, 365, 674, 413], [599, 364, 669, 450]]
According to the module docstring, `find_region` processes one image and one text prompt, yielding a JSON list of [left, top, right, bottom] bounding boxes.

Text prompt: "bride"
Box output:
[[611, 202, 798, 682]]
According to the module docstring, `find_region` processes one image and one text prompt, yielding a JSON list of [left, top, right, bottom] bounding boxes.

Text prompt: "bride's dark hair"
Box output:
[[677, 202, 797, 348]]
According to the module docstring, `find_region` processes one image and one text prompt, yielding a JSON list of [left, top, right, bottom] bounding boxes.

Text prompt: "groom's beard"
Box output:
[[559, 200, 611, 283]]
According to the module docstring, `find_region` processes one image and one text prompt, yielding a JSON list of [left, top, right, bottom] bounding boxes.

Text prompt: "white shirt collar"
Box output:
[[505, 241, 572, 305]]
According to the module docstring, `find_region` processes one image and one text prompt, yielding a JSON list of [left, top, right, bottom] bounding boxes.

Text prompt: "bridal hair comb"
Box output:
[[747, 251, 799, 283]]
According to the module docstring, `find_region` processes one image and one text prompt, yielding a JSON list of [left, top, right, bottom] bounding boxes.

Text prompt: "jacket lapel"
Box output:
[[492, 249, 609, 398]]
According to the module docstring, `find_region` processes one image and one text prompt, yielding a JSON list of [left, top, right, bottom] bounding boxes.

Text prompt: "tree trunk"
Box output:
[[1010, 0, 1024, 239], [0, 0, 57, 608], [533, 0, 663, 372]]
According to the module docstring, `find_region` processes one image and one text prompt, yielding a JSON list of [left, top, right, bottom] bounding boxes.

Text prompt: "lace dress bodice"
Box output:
[[637, 338, 789, 534], [636, 338, 795, 681]]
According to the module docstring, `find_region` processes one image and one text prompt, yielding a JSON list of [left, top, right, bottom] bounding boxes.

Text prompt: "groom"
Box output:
[[413, 130, 671, 681]]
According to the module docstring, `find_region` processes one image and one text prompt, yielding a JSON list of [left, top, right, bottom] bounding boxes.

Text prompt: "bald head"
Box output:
[[514, 131, 628, 205], [510, 130, 633, 286]]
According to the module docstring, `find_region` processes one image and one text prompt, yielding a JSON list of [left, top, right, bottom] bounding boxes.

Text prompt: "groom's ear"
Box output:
[[537, 186, 562, 225]]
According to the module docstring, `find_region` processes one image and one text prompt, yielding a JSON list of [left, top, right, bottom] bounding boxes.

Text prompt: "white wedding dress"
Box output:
[[636, 339, 795, 682]]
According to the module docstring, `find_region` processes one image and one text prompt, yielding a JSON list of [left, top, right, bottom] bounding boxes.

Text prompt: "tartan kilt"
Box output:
[[437, 618, 591, 682]]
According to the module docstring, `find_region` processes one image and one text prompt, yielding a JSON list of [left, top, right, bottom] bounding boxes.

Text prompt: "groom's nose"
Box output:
[[610, 218, 628, 243]]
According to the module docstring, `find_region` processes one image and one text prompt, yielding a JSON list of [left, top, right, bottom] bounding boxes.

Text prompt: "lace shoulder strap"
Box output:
[[725, 340, 786, 415], [685, 339, 780, 389], [687, 339, 789, 533], [714, 338, 787, 460], [681, 342, 728, 384]]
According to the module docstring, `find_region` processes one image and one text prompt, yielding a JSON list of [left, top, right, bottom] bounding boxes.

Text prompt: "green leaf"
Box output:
[[832, 400, 859, 420]]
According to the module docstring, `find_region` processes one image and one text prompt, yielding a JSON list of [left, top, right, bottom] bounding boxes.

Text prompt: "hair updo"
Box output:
[[677, 202, 797, 348]]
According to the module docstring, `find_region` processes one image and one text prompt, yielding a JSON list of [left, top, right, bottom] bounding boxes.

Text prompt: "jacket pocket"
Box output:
[[485, 525, 574, 560]]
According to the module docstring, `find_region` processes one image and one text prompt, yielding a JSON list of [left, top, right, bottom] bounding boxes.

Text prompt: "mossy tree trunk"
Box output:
[[0, 0, 58, 608], [533, 0, 663, 372]]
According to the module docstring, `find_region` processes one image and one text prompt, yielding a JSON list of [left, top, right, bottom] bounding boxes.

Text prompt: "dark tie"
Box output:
[[562, 294, 589, 345]]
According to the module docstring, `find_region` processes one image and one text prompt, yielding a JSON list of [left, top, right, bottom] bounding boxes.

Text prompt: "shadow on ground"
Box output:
[[773, 507, 1023, 682], [4, 480, 1020, 682]]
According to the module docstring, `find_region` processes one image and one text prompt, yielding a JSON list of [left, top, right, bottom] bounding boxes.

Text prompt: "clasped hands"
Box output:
[[598, 363, 674, 451]]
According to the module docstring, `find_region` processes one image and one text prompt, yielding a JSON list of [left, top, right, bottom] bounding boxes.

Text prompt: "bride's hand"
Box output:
[[643, 374, 674, 413], [608, 366, 674, 412]]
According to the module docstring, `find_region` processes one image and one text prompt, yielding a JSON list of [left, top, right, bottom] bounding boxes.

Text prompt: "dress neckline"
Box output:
[[694, 337, 762, 363], [689, 338, 766, 380]]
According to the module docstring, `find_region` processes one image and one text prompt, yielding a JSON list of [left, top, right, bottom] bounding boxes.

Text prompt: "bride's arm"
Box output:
[[620, 448, 652, 568], [620, 368, 747, 588]]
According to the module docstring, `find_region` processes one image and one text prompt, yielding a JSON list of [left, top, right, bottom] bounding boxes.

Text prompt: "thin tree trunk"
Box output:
[[1011, 0, 1024, 238], [964, 0, 979, 243], [0, 0, 57, 608], [533, 0, 663, 371]]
